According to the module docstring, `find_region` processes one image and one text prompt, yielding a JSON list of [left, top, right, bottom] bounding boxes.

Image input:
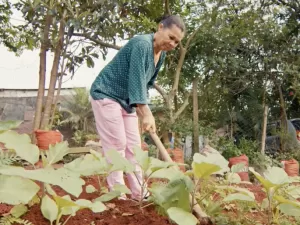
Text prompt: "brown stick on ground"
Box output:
[[149, 132, 212, 224]]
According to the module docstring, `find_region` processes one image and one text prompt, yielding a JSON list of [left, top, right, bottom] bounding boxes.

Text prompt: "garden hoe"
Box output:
[[149, 132, 213, 225]]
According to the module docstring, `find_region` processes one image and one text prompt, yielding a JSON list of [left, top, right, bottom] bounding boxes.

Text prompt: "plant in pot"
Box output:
[[35, 106, 63, 151]]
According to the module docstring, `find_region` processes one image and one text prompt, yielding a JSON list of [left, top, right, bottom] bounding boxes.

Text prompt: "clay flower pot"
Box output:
[[228, 154, 249, 181], [34, 129, 63, 150], [281, 159, 299, 177]]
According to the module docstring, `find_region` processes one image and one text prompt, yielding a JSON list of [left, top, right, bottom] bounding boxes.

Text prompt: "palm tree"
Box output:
[[59, 87, 95, 133]]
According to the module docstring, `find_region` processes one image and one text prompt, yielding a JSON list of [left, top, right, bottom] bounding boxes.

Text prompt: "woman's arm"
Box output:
[[128, 40, 150, 107], [127, 40, 156, 132]]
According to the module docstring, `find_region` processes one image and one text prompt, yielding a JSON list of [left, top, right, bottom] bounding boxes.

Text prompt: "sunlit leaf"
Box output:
[[41, 195, 58, 223], [167, 207, 198, 225], [0, 120, 22, 131]]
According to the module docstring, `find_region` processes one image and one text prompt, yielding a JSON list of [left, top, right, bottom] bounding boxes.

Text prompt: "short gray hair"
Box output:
[[159, 15, 186, 33]]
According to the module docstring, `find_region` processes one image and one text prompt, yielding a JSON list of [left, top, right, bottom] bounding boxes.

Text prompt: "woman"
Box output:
[[90, 15, 185, 201]]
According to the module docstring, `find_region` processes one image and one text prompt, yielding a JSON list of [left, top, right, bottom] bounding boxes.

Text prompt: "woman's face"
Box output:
[[156, 23, 185, 51]]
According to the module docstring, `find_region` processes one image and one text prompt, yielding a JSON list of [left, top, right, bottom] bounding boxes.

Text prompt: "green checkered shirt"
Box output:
[[90, 33, 166, 113]]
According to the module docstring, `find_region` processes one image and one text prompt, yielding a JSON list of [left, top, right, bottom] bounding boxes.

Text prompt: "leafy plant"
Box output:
[[0, 149, 21, 166], [250, 166, 300, 224], [133, 145, 257, 225], [0, 216, 33, 225], [0, 120, 86, 203], [64, 148, 135, 202], [71, 130, 98, 147], [0, 204, 32, 225], [41, 194, 106, 225]]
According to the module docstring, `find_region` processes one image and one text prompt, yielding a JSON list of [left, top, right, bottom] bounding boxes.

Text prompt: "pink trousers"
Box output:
[[91, 98, 144, 200]]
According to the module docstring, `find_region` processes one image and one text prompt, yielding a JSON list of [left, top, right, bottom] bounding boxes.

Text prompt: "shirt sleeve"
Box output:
[[128, 41, 151, 107], [147, 52, 166, 90]]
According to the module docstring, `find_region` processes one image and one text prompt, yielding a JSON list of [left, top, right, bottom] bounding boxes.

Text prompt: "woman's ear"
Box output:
[[157, 23, 164, 31]]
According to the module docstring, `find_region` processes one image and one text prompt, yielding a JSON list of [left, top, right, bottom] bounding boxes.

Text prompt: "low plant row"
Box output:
[[0, 120, 300, 225]]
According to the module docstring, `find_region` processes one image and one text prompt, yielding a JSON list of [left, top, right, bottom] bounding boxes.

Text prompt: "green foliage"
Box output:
[[167, 207, 198, 225], [0, 216, 33, 225], [0, 120, 22, 132], [250, 166, 300, 224], [216, 137, 280, 173], [0, 150, 20, 166], [2, 120, 300, 225], [41, 194, 106, 225], [59, 88, 95, 133], [0, 130, 39, 165], [71, 130, 98, 147], [0, 174, 40, 205]]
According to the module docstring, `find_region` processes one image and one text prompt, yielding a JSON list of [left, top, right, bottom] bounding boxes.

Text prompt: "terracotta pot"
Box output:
[[281, 159, 299, 177], [35, 129, 62, 150], [228, 154, 249, 181]]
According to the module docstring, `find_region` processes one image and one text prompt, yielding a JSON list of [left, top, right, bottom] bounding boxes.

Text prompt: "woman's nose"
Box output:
[[170, 41, 176, 48]]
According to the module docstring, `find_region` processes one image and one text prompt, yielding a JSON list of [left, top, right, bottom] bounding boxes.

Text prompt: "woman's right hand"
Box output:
[[142, 114, 156, 133], [136, 104, 156, 133]]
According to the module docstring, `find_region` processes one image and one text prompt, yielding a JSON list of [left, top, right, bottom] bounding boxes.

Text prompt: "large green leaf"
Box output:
[[53, 195, 106, 217], [0, 131, 39, 165], [286, 185, 300, 199], [148, 157, 177, 173], [64, 153, 109, 176], [0, 120, 22, 131], [192, 162, 220, 179], [278, 203, 300, 217], [75, 199, 106, 213], [113, 184, 131, 194], [196, 148, 230, 175], [133, 146, 149, 171], [167, 207, 198, 225], [46, 141, 70, 165], [150, 167, 184, 180], [0, 166, 85, 197], [224, 193, 255, 202], [10, 204, 28, 218], [41, 195, 58, 223], [192, 153, 226, 179], [106, 149, 134, 173], [95, 190, 121, 202], [150, 177, 192, 212], [263, 167, 289, 185], [54, 195, 80, 216], [249, 167, 289, 192], [217, 186, 255, 200], [274, 195, 300, 208], [0, 174, 40, 205]]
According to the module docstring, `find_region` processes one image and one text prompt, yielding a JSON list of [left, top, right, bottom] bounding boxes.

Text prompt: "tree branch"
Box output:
[[165, 0, 171, 15], [169, 46, 187, 100], [172, 91, 192, 122], [186, 25, 202, 49], [154, 83, 169, 103], [72, 33, 122, 50]]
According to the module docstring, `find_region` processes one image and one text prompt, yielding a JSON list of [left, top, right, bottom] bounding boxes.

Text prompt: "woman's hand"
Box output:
[[142, 114, 156, 133], [136, 104, 156, 133]]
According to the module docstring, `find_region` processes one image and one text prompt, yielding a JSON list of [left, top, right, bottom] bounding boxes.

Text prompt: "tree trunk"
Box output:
[[192, 77, 199, 155], [278, 83, 288, 152], [49, 26, 73, 128], [261, 82, 268, 154], [32, 13, 52, 135], [261, 105, 268, 154], [40, 19, 65, 130], [49, 73, 63, 128]]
